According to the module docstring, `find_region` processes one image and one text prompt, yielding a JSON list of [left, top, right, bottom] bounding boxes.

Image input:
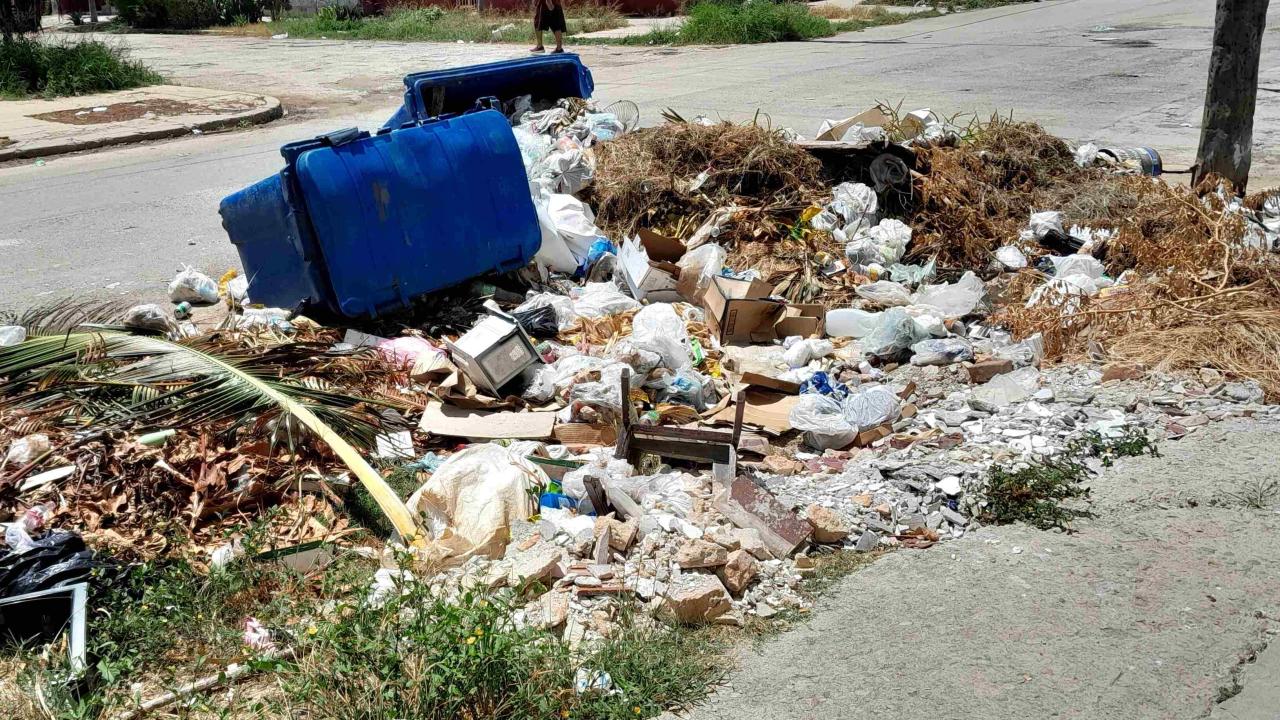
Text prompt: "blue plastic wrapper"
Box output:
[[800, 371, 851, 400]]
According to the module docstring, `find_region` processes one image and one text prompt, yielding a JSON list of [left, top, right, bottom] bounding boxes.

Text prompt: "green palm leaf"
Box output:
[[0, 331, 420, 541]]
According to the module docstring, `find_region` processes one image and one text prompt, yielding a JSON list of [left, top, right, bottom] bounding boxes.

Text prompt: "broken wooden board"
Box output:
[[739, 372, 801, 395], [418, 401, 556, 440]]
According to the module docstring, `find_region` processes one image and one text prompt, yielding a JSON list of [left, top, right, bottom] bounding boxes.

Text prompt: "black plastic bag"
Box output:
[[512, 305, 559, 339]]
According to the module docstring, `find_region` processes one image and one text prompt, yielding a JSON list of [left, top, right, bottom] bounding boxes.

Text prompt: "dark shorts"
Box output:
[[536, 4, 566, 32]]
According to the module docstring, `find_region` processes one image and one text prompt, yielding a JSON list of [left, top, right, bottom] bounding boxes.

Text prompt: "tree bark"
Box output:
[[1194, 0, 1271, 193]]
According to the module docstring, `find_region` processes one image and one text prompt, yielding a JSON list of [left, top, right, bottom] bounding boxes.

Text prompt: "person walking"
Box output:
[[531, 0, 566, 53]]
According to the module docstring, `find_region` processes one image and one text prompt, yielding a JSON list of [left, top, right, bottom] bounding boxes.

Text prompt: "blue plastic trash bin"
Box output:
[[383, 54, 595, 129], [220, 108, 540, 318]]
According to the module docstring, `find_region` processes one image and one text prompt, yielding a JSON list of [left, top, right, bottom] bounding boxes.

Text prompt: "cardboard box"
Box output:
[[619, 229, 687, 303], [773, 303, 825, 339], [701, 275, 785, 345]]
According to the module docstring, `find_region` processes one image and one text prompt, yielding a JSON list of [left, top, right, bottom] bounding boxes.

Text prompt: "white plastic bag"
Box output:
[[676, 243, 726, 302], [532, 188, 581, 274], [842, 385, 901, 431], [1048, 254, 1105, 280], [782, 338, 834, 368], [912, 271, 985, 317], [548, 193, 601, 267], [122, 304, 174, 333], [829, 182, 878, 230], [632, 304, 692, 371], [995, 246, 1028, 270], [0, 326, 27, 347], [789, 394, 856, 451], [405, 444, 547, 562], [1028, 211, 1064, 240], [862, 307, 930, 359], [866, 219, 911, 265], [572, 282, 640, 318], [5, 434, 50, 466], [910, 338, 974, 366], [855, 280, 913, 307], [168, 266, 219, 304]]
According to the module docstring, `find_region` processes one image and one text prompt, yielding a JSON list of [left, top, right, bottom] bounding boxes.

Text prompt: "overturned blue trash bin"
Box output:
[[384, 54, 595, 129], [220, 108, 541, 319]]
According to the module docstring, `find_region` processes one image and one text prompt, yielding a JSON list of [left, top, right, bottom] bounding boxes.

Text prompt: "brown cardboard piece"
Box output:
[[553, 423, 618, 447], [701, 275, 785, 345], [710, 388, 798, 435], [418, 401, 557, 440], [739, 372, 801, 395], [773, 303, 825, 339]]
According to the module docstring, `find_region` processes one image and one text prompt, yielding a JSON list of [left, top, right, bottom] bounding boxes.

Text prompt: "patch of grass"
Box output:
[[286, 579, 724, 719], [347, 463, 423, 538], [11, 521, 377, 718], [675, 0, 834, 44], [977, 458, 1093, 531], [273, 4, 623, 43], [0, 38, 164, 100], [1070, 426, 1159, 467], [586, 0, 927, 47], [1226, 478, 1280, 510]]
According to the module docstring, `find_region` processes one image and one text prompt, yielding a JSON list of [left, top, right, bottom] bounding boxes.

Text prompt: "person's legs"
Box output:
[[531, 29, 544, 51], [552, 29, 563, 51]]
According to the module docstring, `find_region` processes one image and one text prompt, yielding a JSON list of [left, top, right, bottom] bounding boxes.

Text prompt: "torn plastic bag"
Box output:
[[863, 307, 931, 360], [122, 304, 175, 333], [855, 280, 913, 307], [993, 333, 1044, 368], [572, 282, 640, 318], [513, 305, 560, 339], [531, 188, 581, 274], [782, 338, 834, 368], [866, 219, 912, 265], [631, 303, 692, 370], [842, 385, 901, 431], [1028, 211, 1064, 240], [828, 182, 878, 230], [515, 292, 578, 331], [405, 444, 546, 564], [789, 394, 857, 451], [549, 194, 602, 262], [606, 339, 662, 376], [912, 271, 985, 317], [0, 531, 97, 598], [651, 368, 710, 411], [167, 265, 219, 304], [972, 366, 1042, 408], [676, 244, 726, 303], [886, 259, 935, 286], [903, 306, 947, 337], [910, 338, 974, 366], [5, 434, 50, 466], [1047, 254, 1106, 280], [996, 246, 1028, 270]]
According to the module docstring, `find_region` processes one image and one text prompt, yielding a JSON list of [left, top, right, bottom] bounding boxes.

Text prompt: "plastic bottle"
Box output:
[[824, 308, 882, 338]]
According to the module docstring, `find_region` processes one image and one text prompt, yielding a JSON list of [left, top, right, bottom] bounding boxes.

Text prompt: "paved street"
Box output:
[[2, 0, 1279, 310]]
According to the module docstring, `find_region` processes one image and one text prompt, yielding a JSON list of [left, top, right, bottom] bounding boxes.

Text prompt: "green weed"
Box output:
[[1070, 426, 1159, 467], [0, 39, 163, 99], [285, 580, 724, 719], [1225, 478, 1279, 510], [977, 457, 1092, 531]]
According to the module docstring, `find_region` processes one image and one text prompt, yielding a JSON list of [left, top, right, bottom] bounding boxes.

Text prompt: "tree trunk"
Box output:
[[1193, 0, 1271, 193]]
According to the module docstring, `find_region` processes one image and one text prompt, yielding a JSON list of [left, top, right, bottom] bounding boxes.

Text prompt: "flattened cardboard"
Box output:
[[702, 276, 785, 345], [710, 388, 798, 434], [419, 401, 557, 440], [739, 372, 801, 395]]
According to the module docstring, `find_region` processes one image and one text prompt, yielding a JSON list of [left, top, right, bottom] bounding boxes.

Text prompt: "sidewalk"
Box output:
[[0, 85, 281, 162]]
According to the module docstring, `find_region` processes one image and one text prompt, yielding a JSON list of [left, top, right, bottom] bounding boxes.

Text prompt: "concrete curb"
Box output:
[[0, 95, 283, 162]]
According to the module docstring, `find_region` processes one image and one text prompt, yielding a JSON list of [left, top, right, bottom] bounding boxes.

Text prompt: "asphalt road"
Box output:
[[2, 0, 1280, 312]]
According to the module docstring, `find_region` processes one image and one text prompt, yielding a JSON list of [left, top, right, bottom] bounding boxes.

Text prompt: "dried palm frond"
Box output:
[[0, 331, 420, 540]]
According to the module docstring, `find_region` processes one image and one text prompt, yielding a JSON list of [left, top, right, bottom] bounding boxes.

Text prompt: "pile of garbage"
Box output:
[[3, 83, 1280, 648]]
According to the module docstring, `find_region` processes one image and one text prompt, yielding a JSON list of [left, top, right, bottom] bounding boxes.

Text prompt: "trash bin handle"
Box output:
[[314, 128, 362, 147]]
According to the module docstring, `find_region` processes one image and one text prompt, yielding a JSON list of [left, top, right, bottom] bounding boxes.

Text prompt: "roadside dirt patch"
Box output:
[[30, 97, 258, 125]]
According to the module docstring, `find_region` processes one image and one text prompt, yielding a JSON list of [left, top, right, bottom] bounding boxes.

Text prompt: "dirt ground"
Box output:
[[671, 418, 1280, 720]]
